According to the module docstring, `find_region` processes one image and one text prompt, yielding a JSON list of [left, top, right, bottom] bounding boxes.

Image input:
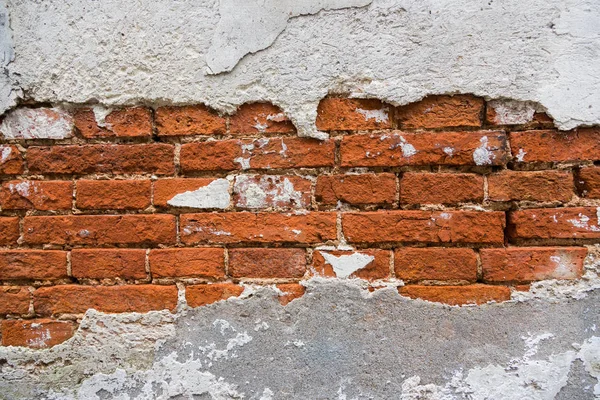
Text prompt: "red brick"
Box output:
[[76, 180, 151, 210], [488, 171, 573, 202], [276, 283, 306, 305], [312, 249, 390, 280], [508, 207, 600, 242], [485, 100, 538, 126], [149, 248, 225, 279], [155, 105, 226, 136], [316, 98, 392, 131], [185, 283, 244, 307], [577, 167, 600, 198], [0, 250, 68, 280], [73, 107, 152, 138], [396, 95, 483, 129], [0, 180, 73, 210], [0, 145, 24, 175], [394, 248, 477, 282], [399, 284, 510, 305], [27, 144, 174, 175], [400, 173, 483, 205], [229, 248, 306, 279], [0, 287, 30, 315], [71, 249, 147, 280], [23, 215, 176, 246], [181, 212, 336, 245], [153, 178, 227, 208], [315, 173, 396, 206], [0, 217, 20, 245], [343, 211, 505, 245], [34, 285, 178, 315], [510, 128, 600, 164], [180, 137, 334, 172], [1, 319, 76, 348], [481, 247, 586, 283], [340, 131, 508, 167], [233, 175, 312, 209], [230, 103, 295, 134]]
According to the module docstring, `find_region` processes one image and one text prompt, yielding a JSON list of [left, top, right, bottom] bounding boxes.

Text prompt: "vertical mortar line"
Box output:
[[475, 248, 483, 282], [27, 285, 35, 317], [389, 247, 396, 279], [483, 174, 489, 202], [334, 135, 341, 169], [224, 246, 230, 279], [336, 211, 343, 246], [174, 143, 182, 177], [66, 250, 72, 277], [145, 248, 151, 282], [395, 172, 401, 209], [72, 178, 78, 213]]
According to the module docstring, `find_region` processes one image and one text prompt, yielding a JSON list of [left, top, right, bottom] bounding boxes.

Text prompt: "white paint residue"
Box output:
[[516, 148, 527, 162], [0, 145, 11, 163], [8, 181, 32, 197], [167, 179, 230, 209], [473, 136, 494, 165], [321, 252, 375, 279], [488, 99, 536, 125], [234, 175, 306, 209], [200, 332, 253, 361], [91, 105, 113, 129], [567, 213, 600, 232], [253, 120, 269, 132], [549, 254, 578, 279], [578, 336, 600, 396], [234, 157, 252, 170], [355, 107, 389, 123], [241, 143, 255, 153], [26, 329, 51, 349], [266, 113, 286, 122], [260, 388, 275, 400], [442, 147, 454, 157], [213, 319, 235, 336], [0, 107, 73, 139], [390, 135, 417, 158]]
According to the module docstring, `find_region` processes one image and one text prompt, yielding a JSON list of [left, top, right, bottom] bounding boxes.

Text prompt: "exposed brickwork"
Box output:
[[229, 248, 307, 279], [155, 105, 226, 136], [510, 128, 600, 164], [230, 103, 295, 134], [400, 173, 483, 205], [185, 283, 244, 307], [394, 248, 477, 283], [0, 145, 24, 175], [488, 171, 573, 202], [0, 250, 68, 281], [71, 249, 147, 280], [74, 107, 152, 138], [0, 287, 31, 315], [0, 180, 73, 210], [276, 283, 306, 305], [399, 284, 511, 305], [508, 207, 600, 242], [76, 180, 151, 210], [149, 248, 225, 279], [315, 173, 396, 206], [1, 319, 75, 348], [395, 95, 483, 129], [312, 249, 390, 280], [316, 98, 392, 131], [577, 167, 600, 198]]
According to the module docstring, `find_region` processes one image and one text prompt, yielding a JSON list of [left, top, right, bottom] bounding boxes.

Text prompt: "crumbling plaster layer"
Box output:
[[4, 0, 600, 138]]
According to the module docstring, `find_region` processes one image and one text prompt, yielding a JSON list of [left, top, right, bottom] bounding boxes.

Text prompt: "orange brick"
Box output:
[[230, 103, 295, 134], [34, 285, 178, 315], [180, 137, 335, 172], [0, 180, 73, 210], [71, 249, 147, 280], [276, 283, 306, 305], [394, 248, 477, 282], [1, 319, 76, 348], [343, 211, 505, 245], [510, 128, 600, 164], [488, 171, 573, 202], [481, 247, 587, 283], [155, 105, 226, 136], [27, 144, 174, 175], [577, 167, 600, 198], [76, 180, 151, 210], [312, 249, 390, 280], [340, 131, 508, 167], [508, 207, 600, 242], [315, 173, 396, 206], [185, 283, 244, 307], [233, 175, 312, 209], [399, 284, 510, 305], [0, 217, 20, 245], [0, 287, 30, 315], [180, 212, 336, 245], [23, 215, 176, 246], [229, 248, 306, 279], [316, 98, 392, 131], [73, 107, 152, 138], [0, 250, 68, 280], [149, 248, 225, 279], [0, 145, 24, 175], [396, 95, 483, 129], [400, 173, 483, 205]]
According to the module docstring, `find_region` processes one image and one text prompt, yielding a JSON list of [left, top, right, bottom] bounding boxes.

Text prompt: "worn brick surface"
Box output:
[[312, 249, 391, 280], [0, 250, 68, 280], [0, 180, 73, 210], [230, 103, 295, 134], [394, 248, 478, 282], [508, 207, 600, 241], [229, 248, 307, 279], [156, 105, 226, 136], [77, 180, 151, 210], [74, 107, 152, 138], [71, 249, 147, 280], [1, 319, 75, 348], [396, 95, 483, 129], [488, 171, 573, 202], [185, 283, 244, 307], [399, 284, 511, 305], [149, 248, 225, 279], [400, 173, 483, 205], [510, 128, 600, 163], [316, 98, 392, 131], [315, 173, 396, 206]]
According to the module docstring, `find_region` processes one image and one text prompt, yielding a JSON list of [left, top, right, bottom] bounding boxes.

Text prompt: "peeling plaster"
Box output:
[[167, 179, 231, 209], [321, 251, 375, 278]]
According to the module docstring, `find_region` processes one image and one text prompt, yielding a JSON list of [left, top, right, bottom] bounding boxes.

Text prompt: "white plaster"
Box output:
[[321, 252, 375, 279], [8, 180, 32, 197], [487, 99, 536, 125], [0, 2, 18, 114], [567, 213, 600, 232], [199, 332, 253, 361], [26, 329, 51, 349], [578, 336, 600, 396], [442, 147, 454, 157], [0, 144, 11, 163], [167, 179, 230, 209], [390, 135, 417, 158], [516, 148, 527, 162], [234, 157, 252, 170], [472, 136, 494, 166], [355, 107, 389, 123], [234, 175, 307, 209], [91, 105, 113, 129], [0, 107, 73, 139]]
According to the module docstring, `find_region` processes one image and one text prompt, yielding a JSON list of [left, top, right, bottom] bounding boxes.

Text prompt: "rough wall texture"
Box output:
[[0, 0, 599, 399]]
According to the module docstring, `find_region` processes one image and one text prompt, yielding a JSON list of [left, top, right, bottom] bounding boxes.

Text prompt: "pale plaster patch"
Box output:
[[390, 134, 417, 158], [355, 107, 389, 123], [0, 107, 73, 139], [488, 99, 536, 125], [167, 178, 230, 209], [234, 175, 307, 209], [516, 148, 527, 162], [473, 136, 494, 165], [321, 252, 375, 278], [91, 105, 113, 129], [0, 144, 11, 163]]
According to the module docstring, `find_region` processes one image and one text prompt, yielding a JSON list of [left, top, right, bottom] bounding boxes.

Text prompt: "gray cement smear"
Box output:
[[1, 0, 599, 138], [1, 245, 600, 399]]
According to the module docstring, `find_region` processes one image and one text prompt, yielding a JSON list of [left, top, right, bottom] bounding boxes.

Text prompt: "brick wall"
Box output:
[[0, 96, 598, 348]]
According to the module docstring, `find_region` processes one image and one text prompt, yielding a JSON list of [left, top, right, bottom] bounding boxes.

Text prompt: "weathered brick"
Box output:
[[233, 175, 311, 209], [76, 180, 151, 210], [510, 128, 600, 164], [0, 287, 30, 315], [1, 319, 75, 348], [185, 283, 244, 307], [577, 167, 600, 198], [316, 98, 392, 131], [230, 103, 295, 134], [71, 249, 147, 280], [0, 217, 20, 245], [343, 211, 505, 245], [276, 283, 306, 305], [312, 249, 390, 280], [399, 284, 511, 305], [488, 170, 573, 202], [34, 285, 178, 315], [0, 250, 68, 280], [0, 180, 73, 210], [149, 248, 225, 279], [485, 100, 536, 126], [340, 131, 508, 167], [155, 105, 226, 136], [180, 137, 334, 172], [153, 178, 230, 209], [229, 248, 306, 279], [181, 212, 336, 244], [400, 173, 483, 205], [28, 144, 175, 175], [0, 107, 73, 139], [0, 145, 24, 175], [396, 95, 483, 129], [481, 247, 586, 283], [508, 207, 600, 242], [23, 215, 176, 246], [394, 248, 477, 282], [74, 107, 152, 138], [315, 173, 396, 206]]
